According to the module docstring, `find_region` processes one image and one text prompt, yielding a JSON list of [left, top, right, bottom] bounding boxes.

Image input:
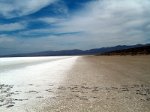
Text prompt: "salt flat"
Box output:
[[0, 56, 150, 112]]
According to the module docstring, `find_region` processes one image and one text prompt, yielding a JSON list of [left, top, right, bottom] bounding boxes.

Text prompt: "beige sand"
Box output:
[[0, 56, 150, 112]]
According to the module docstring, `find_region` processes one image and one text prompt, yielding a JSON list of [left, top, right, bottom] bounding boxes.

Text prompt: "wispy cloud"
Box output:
[[0, 35, 14, 43], [0, 0, 150, 55], [52, 0, 150, 47], [37, 17, 66, 24], [0, 22, 25, 31], [0, 0, 58, 18]]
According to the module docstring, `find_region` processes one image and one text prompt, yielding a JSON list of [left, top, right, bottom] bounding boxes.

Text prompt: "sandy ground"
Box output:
[[0, 56, 150, 112]]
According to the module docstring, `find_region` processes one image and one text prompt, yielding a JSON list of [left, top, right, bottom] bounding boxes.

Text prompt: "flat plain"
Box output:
[[0, 56, 150, 112]]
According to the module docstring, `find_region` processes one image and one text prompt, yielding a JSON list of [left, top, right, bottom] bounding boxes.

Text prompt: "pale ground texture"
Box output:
[[0, 56, 150, 112]]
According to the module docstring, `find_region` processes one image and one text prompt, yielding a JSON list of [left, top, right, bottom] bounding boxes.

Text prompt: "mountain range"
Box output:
[[1, 44, 150, 57]]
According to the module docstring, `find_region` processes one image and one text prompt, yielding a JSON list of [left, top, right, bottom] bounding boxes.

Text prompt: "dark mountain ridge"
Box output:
[[0, 44, 149, 57], [98, 44, 150, 56]]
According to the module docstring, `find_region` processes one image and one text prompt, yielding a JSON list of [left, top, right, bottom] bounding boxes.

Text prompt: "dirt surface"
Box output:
[[0, 56, 150, 112]]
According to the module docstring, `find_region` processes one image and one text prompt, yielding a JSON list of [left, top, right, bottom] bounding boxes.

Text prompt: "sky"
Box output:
[[0, 0, 150, 55]]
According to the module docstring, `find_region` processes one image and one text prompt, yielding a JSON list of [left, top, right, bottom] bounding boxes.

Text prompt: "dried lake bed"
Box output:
[[0, 56, 150, 112]]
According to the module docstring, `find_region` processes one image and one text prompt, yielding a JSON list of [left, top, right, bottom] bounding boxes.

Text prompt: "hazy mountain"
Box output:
[[0, 44, 149, 57]]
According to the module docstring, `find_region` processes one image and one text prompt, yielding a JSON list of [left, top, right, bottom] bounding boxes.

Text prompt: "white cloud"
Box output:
[[1, 0, 150, 55], [0, 35, 14, 43], [37, 17, 66, 24], [51, 0, 150, 48], [0, 22, 25, 31], [0, 0, 58, 18]]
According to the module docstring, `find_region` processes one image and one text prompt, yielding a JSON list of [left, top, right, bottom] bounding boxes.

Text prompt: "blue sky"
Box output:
[[0, 0, 150, 55]]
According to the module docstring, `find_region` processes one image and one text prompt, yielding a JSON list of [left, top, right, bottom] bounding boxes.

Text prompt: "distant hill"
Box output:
[[0, 44, 150, 57], [98, 44, 150, 56]]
